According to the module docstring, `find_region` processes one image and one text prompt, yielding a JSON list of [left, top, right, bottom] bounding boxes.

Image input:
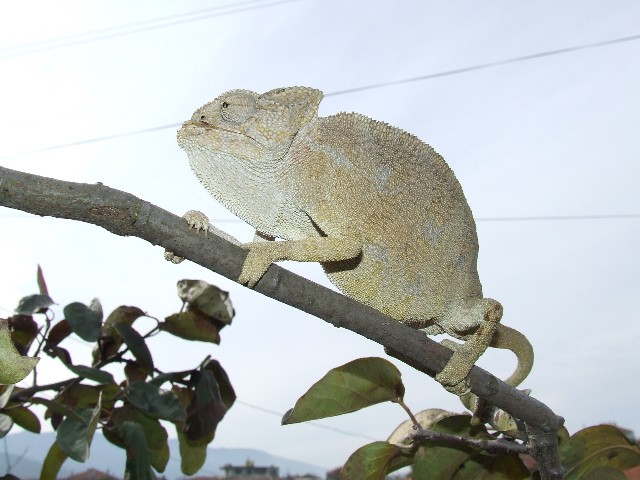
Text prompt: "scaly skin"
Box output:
[[175, 87, 533, 393]]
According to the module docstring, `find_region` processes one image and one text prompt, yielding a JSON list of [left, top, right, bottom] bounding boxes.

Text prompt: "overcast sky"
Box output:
[[1, 0, 639, 472]]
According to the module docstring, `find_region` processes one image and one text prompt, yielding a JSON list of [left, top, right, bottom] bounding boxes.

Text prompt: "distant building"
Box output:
[[221, 459, 279, 479], [63, 468, 120, 480]]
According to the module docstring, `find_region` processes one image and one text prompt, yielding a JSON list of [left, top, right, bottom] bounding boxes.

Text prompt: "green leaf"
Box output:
[[102, 306, 146, 332], [15, 294, 55, 315], [93, 306, 145, 365], [172, 385, 218, 475], [386, 451, 416, 476], [40, 442, 68, 480], [0, 413, 13, 438], [177, 426, 208, 475], [55, 394, 101, 462], [48, 384, 103, 421], [115, 323, 154, 372], [62, 298, 102, 342], [161, 312, 220, 344], [172, 387, 208, 475], [105, 405, 169, 473], [64, 363, 116, 385], [119, 421, 158, 480], [340, 441, 401, 480], [0, 319, 39, 384], [282, 357, 404, 424], [581, 466, 628, 480], [126, 382, 186, 422], [125, 361, 150, 384], [413, 444, 467, 479], [37, 264, 49, 296], [183, 370, 226, 443], [561, 424, 640, 480], [31, 397, 85, 423], [64, 299, 103, 342], [451, 451, 530, 479], [6, 406, 41, 433], [203, 359, 236, 411]]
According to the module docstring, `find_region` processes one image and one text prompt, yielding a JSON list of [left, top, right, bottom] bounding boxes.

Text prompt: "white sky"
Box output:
[[1, 0, 639, 472]]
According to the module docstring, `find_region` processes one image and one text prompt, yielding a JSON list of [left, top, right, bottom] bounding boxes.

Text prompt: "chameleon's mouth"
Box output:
[[181, 119, 211, 129], [177, 120, 263, 148]]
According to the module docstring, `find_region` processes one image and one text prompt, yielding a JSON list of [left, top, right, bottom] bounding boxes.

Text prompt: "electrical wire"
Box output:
[[0, 123, 181, 159], [476, 214, 640, 222], [1, 32, 638, 161], [236, 399, 379, 441], [1, 210, 638, 223], [325, 33, 640, 97], [0, 0, 304, 59]]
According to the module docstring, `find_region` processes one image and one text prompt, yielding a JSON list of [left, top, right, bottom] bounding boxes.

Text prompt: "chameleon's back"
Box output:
[[286, 112, 483, 323]]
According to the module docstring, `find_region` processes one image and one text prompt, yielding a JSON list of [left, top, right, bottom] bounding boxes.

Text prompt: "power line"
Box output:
[[0, 0, 303, 59], [201, 214, 640, 223], [2, 32, 638, 161], [2, 212, 639, 223], [325, 33, 640, 97], [476, 214, 640, 222], [0, 123, 181, 159], [226, 214, 640, 223], [236, 399, 379, 441]]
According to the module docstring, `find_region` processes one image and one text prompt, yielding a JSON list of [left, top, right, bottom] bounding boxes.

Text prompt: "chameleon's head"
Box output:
[[177, 87, 323, 162]]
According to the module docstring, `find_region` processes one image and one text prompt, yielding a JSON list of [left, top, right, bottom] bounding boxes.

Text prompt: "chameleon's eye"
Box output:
[[220, 91, 256, 123]]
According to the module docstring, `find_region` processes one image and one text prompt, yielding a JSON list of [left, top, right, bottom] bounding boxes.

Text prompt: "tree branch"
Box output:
[[0, 166, 565, 478]]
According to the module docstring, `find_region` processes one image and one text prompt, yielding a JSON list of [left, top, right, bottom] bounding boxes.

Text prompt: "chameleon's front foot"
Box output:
[[164, 210, 211, 264], [238, 242, 280, 287]]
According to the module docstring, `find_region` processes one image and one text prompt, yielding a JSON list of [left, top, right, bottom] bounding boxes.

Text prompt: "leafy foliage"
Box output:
[[285, 357, 640, 479], [0, 270, 235, 479], [3, 267, 639, 479]]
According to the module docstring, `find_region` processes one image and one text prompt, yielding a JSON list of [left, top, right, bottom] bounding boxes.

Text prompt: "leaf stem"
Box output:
[[396, 398, 420, 428]]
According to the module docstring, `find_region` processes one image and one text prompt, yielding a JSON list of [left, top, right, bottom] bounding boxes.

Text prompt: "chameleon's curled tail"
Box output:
[[491, 324, 534, 387]]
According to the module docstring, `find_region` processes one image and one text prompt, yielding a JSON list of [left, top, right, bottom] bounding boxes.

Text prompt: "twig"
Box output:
[[412, 426, 528, 456]]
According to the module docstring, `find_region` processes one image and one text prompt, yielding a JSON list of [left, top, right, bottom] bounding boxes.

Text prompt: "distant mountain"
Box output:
[[1, 431, 327, 479]]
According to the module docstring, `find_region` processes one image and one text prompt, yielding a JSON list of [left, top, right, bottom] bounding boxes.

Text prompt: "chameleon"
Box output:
[[168, 86, 533, 394]]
